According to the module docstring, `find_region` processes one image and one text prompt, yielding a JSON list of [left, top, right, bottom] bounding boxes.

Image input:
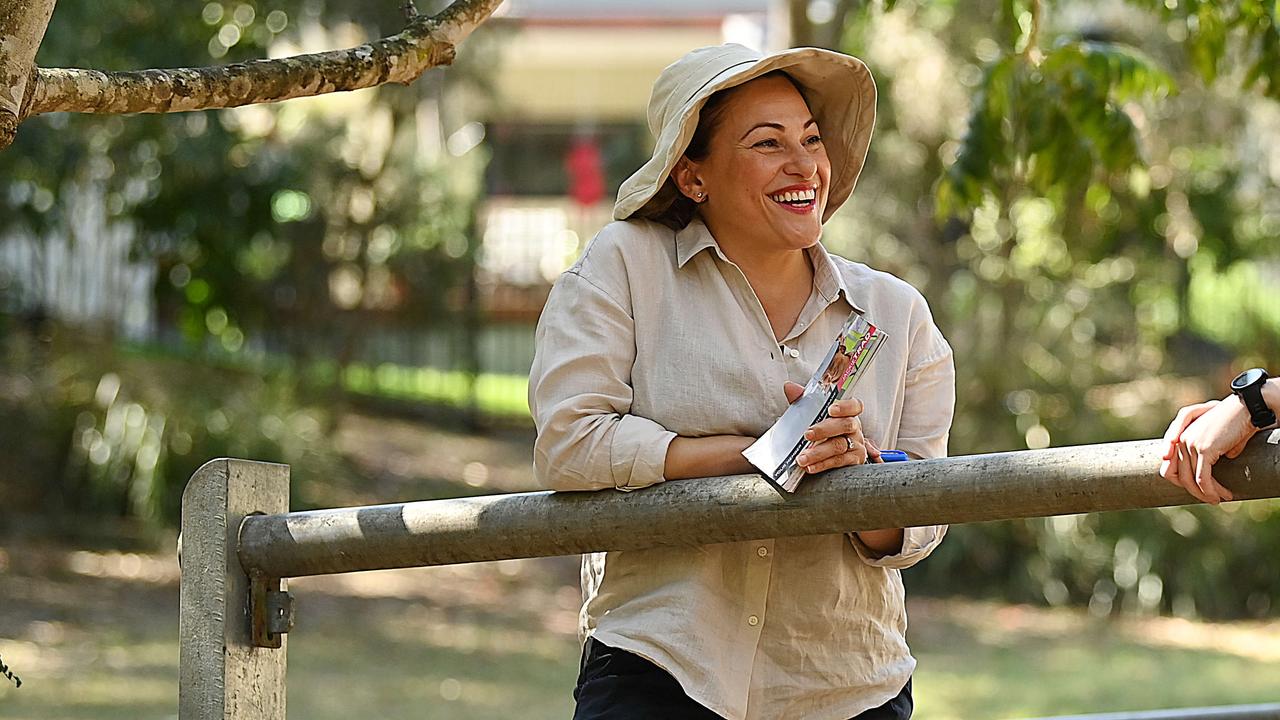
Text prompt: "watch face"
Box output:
[[1232, 367, 1267, 391]]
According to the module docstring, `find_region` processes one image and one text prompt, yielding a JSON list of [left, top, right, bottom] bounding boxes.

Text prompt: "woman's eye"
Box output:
[[753, 138, 779, 148], [805, 135, 823, 146]]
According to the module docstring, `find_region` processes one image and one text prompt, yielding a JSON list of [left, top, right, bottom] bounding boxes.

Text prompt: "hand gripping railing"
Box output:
[[178, 434, 1280, 719]]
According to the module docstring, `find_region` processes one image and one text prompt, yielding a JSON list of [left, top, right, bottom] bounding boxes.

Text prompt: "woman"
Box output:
[[529, 44, 955, 720]]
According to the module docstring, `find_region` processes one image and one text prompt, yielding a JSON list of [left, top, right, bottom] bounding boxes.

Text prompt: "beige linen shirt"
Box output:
[[529, 217, 955, 720]]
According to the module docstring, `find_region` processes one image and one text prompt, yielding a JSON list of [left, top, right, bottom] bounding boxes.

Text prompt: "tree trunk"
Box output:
[[0, 0, 503, 150], [787, 0, 859, 50], [0, 0, 57, 148]]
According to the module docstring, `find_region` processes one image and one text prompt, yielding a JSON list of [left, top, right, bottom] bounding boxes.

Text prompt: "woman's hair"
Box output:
[[635, 70, 804, 230]]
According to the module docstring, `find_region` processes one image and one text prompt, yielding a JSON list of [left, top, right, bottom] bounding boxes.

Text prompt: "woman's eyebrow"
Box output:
[[739, 118, 818, 141]]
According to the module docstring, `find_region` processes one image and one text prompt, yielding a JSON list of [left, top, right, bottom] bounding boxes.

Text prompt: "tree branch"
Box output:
[[0, 0, 57, 148], [2, 0, 503, 149], [1023, 0, 1044, 65]]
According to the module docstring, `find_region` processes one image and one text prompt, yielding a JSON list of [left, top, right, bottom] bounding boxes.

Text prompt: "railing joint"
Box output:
[[250, 574, 293, 648]]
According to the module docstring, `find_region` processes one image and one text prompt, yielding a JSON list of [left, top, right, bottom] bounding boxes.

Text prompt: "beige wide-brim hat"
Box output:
[[613, 43, 877, 223]]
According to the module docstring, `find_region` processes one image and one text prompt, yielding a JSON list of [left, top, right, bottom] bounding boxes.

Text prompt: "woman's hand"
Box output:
[[782, 382, 902, 554], [1158, 396, 1253, 505], [784, 382, 877, 473]]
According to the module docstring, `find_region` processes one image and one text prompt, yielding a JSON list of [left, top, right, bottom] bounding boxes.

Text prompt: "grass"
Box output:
[[2, 546, 1278, 720], [3, 410, 1277, 719], [908, 599, 1280, 718], [341, 361, 530, 419], [120, 340, 533, 420]]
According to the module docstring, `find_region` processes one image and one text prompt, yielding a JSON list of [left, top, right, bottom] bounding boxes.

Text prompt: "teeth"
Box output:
[[770, 188, 816, 203]]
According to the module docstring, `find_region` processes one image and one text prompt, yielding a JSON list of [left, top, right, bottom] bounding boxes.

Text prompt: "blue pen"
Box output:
[[877, 450, 909, 463]]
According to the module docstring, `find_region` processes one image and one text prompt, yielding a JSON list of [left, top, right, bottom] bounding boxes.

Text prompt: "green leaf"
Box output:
[[1042, 41, 1176, 102], [937, 56, 1017, 216], [998, 0, 1033, 51], [1188, 5, 1228, 85]]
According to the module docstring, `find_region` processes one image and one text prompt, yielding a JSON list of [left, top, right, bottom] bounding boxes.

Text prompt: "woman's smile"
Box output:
[[767, 184, 820, 214]]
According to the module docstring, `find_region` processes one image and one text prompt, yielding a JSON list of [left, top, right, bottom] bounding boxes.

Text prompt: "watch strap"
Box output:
[[1235, 379, 1277, 429]]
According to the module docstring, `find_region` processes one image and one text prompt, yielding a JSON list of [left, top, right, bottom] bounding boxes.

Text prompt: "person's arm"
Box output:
[[665, 435, 756, 480], [852, 310, 956, 567], [665, 430, 752, 476], [530, 267, 756, 491], [529, 270, 675, 492], [1159, 377, 1280, 505]]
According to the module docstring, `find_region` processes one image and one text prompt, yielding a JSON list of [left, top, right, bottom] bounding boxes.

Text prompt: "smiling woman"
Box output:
[[527, 43, 956, 720]]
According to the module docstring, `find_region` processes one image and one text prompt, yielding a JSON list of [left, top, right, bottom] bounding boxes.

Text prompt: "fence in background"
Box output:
[[178, 434, 1280, 719]]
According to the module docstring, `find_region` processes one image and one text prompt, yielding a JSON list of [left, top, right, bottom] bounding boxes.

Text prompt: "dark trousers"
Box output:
[[573, 638, 913, 719]]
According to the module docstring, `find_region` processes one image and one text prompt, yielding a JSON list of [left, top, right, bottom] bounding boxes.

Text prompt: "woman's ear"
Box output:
[[671, 157, 706, 202]]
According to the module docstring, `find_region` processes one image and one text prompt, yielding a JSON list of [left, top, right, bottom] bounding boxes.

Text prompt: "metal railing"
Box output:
[[178, 434, 1280, 719], [1027, 703, 1280, 719]]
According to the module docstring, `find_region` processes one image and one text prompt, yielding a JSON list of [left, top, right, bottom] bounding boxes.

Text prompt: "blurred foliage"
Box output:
[[1126, 0, 1280, 97], [910, 500, 1280, 620], [1, 0, 1278, 620], [3, 0, 496, 365], [0, 323, 337, 528], [938, 40, 1174, 213], [0, 0, 501, 524], [822, 0, 1280, 618]]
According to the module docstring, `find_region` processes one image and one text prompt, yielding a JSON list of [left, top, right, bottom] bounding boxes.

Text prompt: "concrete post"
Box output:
[[179, 458, 289, 720]]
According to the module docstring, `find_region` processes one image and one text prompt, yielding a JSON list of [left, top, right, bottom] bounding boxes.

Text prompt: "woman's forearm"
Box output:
[[664, 435, 757, 480], [1264, 378, 1280, 415], [666, 435, 904, 555], [855, 528, 904, 556]]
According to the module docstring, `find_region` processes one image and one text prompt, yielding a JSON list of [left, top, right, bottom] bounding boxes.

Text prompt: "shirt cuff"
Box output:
[[610, 414, 677, 491], [850, 525, 947, 569]]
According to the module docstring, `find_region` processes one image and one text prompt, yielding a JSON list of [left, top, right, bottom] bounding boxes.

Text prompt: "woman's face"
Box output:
[[677, 74, 831, 253]]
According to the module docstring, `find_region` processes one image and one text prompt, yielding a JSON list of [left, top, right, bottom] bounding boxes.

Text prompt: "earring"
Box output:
[[695, 192, 705, 201]]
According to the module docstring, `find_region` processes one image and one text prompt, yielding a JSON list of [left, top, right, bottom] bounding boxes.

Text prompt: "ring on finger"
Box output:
[[844, 435, 855, 453]]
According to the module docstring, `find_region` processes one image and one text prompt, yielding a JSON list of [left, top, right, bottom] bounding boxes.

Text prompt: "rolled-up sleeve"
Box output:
[[850, 525, 948, 569], [852, 300, 955, 569], [895, 317, 954, 463], [529, 269, 676, 492]]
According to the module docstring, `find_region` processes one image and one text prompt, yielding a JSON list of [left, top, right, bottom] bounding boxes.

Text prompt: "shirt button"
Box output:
[[756, 546, 768, 557], [788, 347, 800, 358], [748, 615, 759, 627]]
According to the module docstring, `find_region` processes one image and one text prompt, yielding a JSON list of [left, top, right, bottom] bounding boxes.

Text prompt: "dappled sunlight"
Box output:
[[291, 556, 580, 636], [909, 598, 1280, 718], [910, 597, 1280, 661], [64, 550, 178, 584], [1114, 614, 1280, 662]]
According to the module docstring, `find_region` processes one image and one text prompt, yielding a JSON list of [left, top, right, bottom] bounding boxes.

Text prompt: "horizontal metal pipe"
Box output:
[[1026, 702, 1280, 719], [237, 436, 1280, 578]]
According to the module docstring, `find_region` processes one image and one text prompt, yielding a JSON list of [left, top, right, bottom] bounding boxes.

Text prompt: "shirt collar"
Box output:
[[805, 242, 866, 314], [673, 217, 867, 315], [674, 217, 727, 267]]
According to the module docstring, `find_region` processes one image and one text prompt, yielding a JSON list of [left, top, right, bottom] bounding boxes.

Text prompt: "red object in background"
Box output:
[[565, 136, 606, 206]]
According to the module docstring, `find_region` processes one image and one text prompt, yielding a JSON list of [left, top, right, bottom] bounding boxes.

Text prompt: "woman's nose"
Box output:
[[784, 144, 818, 178]]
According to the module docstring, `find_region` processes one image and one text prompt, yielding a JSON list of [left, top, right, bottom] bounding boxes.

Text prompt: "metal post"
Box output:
[[179, 458, 289, 720], [1027, 702, 1280, 719]]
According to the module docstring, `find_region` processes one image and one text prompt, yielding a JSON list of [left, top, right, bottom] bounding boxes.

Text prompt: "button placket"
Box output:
[[744, 540, 773, 630]]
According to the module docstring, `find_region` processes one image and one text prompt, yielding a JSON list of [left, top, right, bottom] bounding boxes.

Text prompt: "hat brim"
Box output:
[[613, 47, 877, 224]]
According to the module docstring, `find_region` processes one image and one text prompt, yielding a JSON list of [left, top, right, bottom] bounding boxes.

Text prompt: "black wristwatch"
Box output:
[[1231, 368, 1276, 429]]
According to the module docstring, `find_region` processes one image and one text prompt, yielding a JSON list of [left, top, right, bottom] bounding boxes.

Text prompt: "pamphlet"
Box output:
[[743, 312, 887, 493]]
